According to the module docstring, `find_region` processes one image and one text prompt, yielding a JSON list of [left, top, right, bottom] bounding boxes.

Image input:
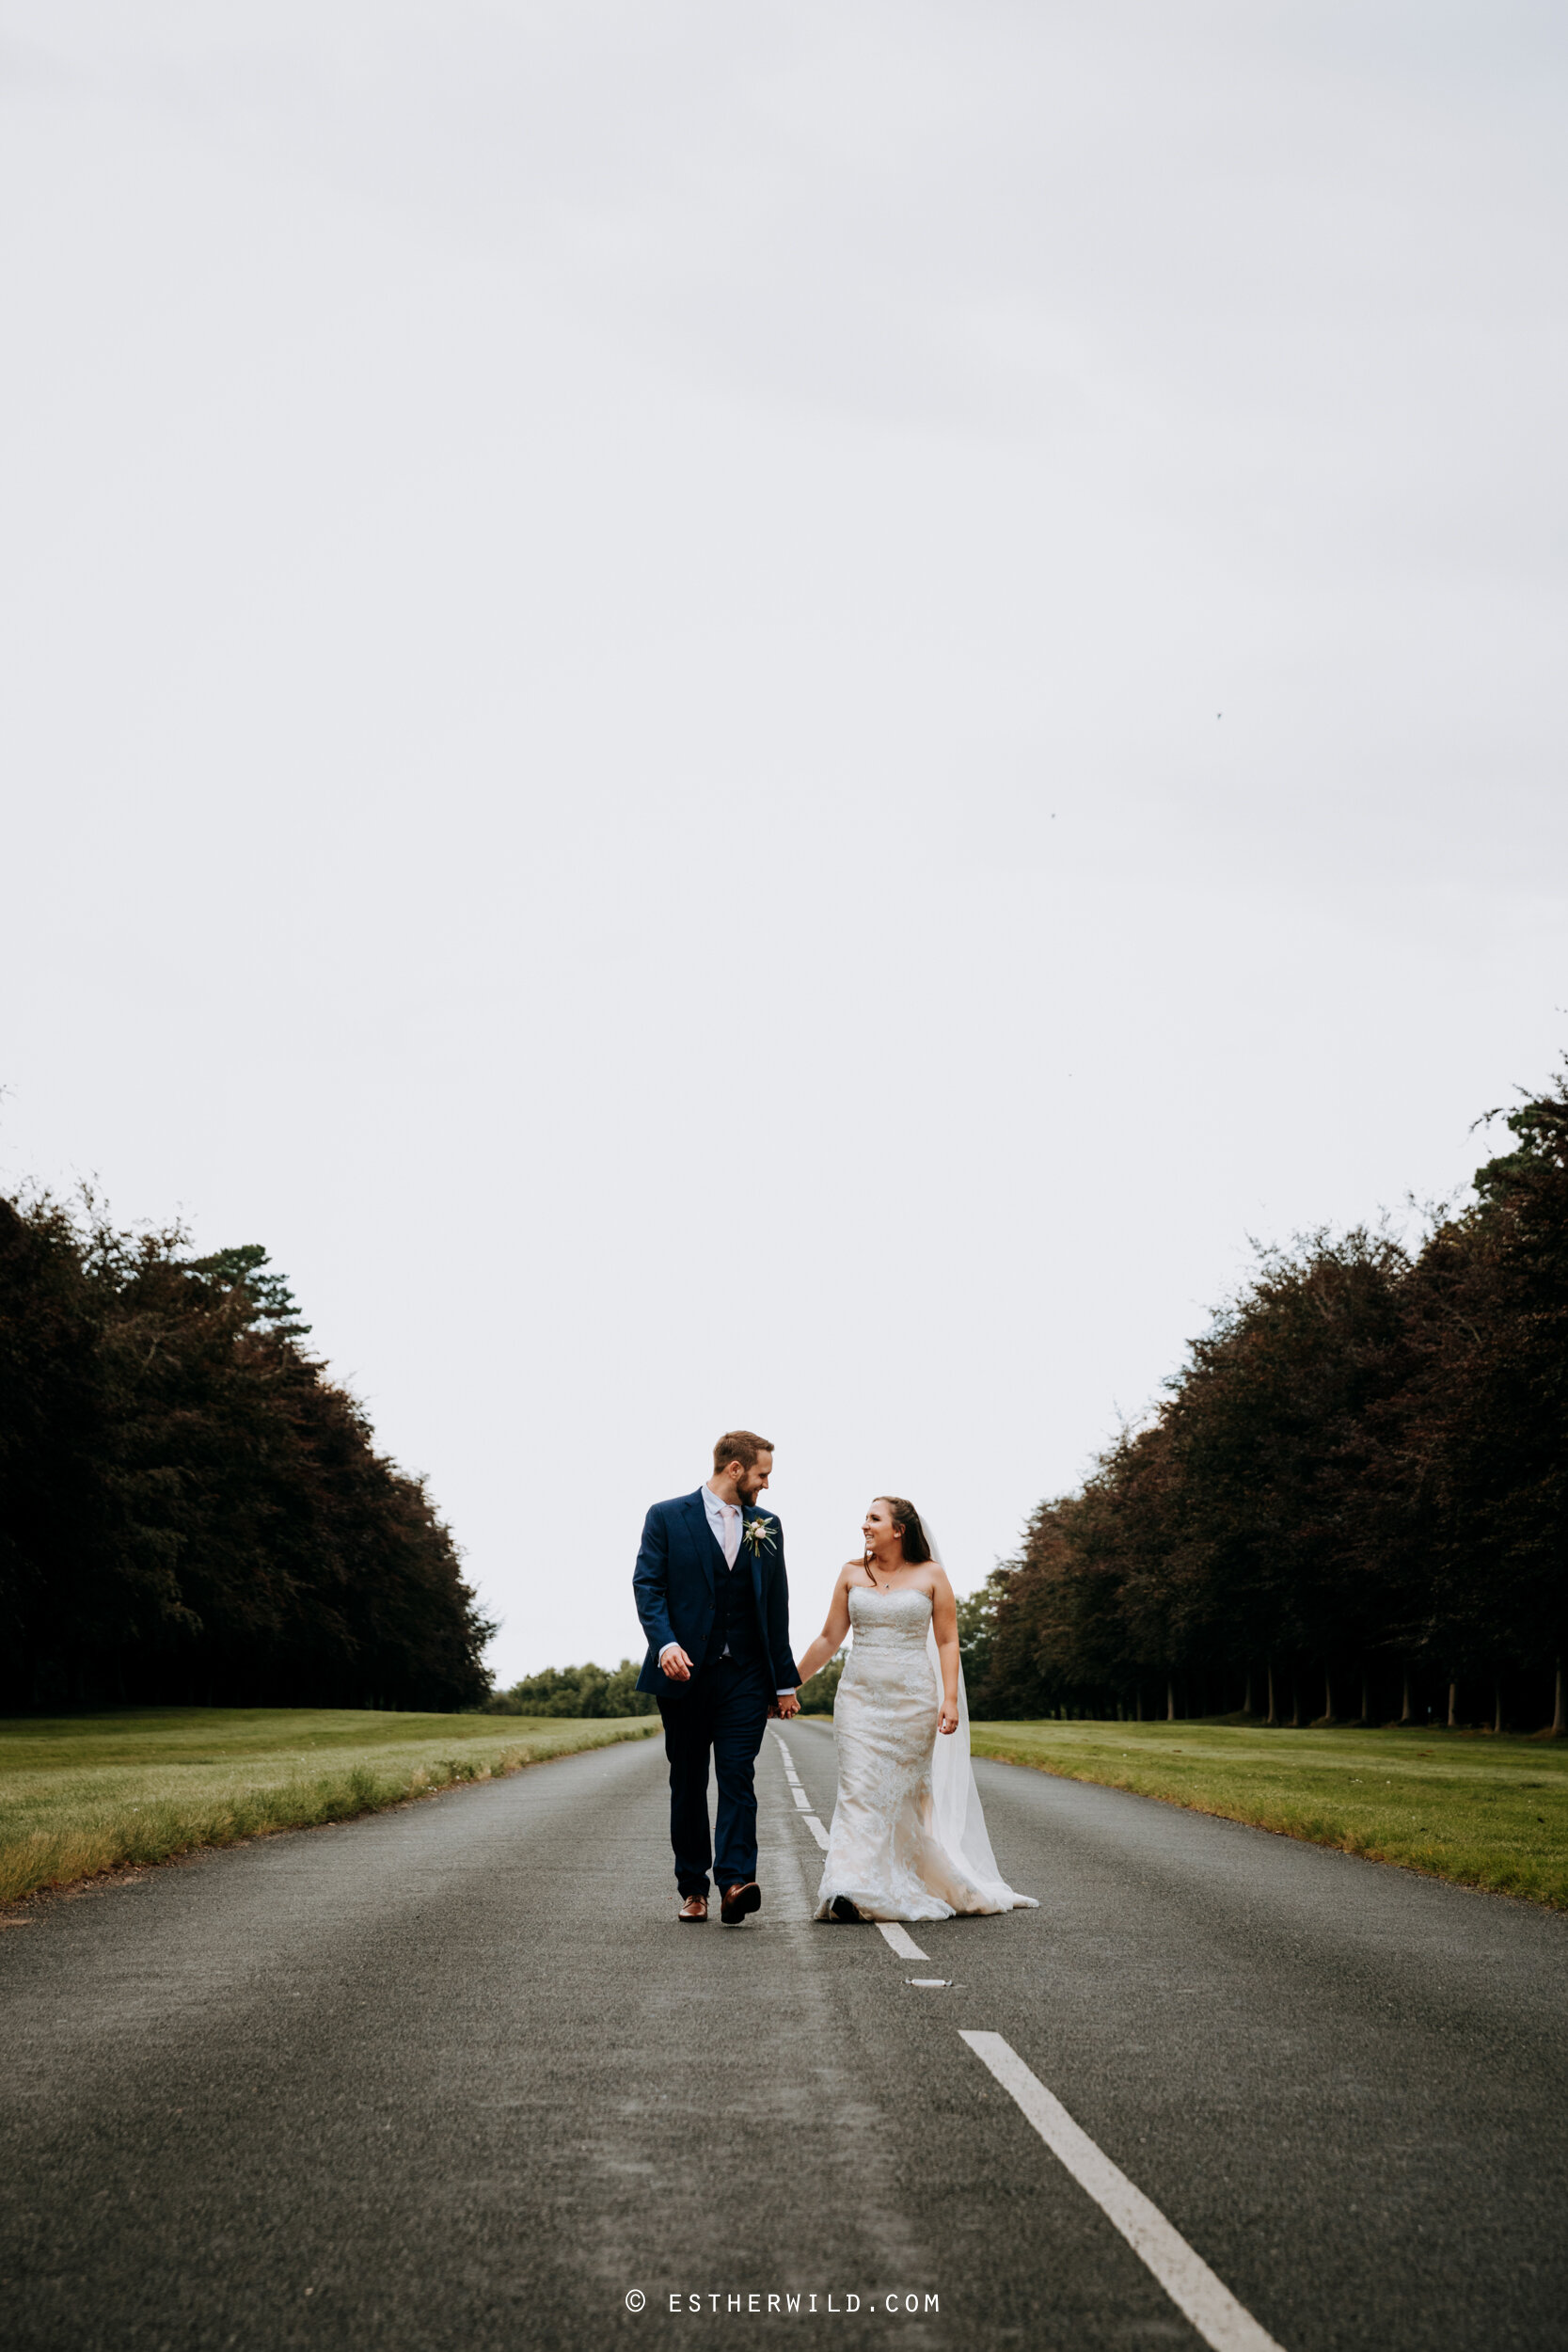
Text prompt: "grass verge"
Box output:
[[968, 1718, 1568, 1910], [0, 1707, 659, 1907]]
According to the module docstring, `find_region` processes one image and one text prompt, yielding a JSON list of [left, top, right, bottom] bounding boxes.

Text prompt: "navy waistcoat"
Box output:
[[703, 1541, 764, 1669]]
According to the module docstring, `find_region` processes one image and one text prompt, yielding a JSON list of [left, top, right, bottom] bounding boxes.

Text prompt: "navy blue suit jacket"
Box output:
[[633, 1490, 800, 1698]]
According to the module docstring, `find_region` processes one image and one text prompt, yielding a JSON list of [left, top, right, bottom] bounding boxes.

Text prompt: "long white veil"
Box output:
[[920, 1518, 1037, 1911]]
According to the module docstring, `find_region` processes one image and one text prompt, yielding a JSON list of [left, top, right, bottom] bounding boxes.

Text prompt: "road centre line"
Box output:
[[771, 1731, 829, 1845], [774, 1732, 931, 1935], [959, 2034, 1286, 2352], [769, 1736, 950, 1964], [877, 1922, 929, 1961], [785, 1729, 1279, 2344]]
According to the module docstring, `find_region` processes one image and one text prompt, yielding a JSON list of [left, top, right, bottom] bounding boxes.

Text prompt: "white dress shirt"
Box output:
[[700, 1481, 743, 1566], [657, 1485, 795, 1695]]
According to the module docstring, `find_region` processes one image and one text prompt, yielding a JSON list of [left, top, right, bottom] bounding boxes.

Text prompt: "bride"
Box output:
[[792, 1497, 1037, 1923]]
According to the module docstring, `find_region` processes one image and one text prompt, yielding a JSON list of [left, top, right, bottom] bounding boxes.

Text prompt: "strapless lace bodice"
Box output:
[[847, 1585, 934, 1649]]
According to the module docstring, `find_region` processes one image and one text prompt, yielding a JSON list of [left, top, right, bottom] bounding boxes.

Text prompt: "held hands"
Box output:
[[658, 1645, 801, 1723], [938, 1700, 959, 1736]]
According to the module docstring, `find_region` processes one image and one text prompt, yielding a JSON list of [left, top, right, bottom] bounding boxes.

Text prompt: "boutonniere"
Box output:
[[742, 1515, 776, 1555]]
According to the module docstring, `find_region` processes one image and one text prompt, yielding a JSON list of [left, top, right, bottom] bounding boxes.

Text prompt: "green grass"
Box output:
[[968, 1719, 1568, 1909], [0, 1707, 659, 1907]]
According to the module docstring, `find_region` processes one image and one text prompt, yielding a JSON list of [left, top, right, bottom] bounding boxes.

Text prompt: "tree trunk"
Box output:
[[1290, 1677, 1301, 1728], [1400, 1666, 1413, 1725], [1494, 1679, 1503, 1736], [1166, 1677, 1176, 1722], [1448, 1680, 1458, 1729], [1266, 1661, 1277, 1726], [1554, 1659, 1565, 1737], [1361, 1666, 1371, 1725], [1323, 1666, 1335, 1724], [1243, 1668, 1254, 1717], [1134, 1687, 1143, 1723]]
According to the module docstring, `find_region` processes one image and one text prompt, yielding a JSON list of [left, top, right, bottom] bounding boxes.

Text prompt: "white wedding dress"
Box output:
[[813, 1585, 1037, 1923]]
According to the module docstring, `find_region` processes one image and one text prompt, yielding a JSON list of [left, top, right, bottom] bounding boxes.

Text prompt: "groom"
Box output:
[[633, 1431, 800, 1926]]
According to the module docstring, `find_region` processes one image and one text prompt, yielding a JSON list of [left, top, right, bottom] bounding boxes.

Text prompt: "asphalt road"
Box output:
[[2, 1720, 1564, 2352]]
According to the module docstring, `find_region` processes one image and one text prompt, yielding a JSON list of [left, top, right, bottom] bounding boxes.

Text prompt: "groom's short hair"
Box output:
[[713, 1429, 773, 1472]]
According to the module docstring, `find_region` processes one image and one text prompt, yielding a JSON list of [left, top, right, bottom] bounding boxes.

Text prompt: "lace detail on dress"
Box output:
[[812, 1586, 1035, 1923]]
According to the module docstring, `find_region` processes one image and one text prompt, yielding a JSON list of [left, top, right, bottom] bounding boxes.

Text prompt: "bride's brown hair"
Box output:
[[875, 1497, 932, 1565]]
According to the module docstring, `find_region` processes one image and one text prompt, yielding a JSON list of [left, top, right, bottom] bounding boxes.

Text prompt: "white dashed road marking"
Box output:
[[959, 2033, 1286, 2352], [773, 1730, 832, 1850], [779, 1732, 1284, 2347], [877, 1922, 928, 1961]]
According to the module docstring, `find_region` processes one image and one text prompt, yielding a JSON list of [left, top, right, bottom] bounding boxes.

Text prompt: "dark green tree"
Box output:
[[0, 1193, 492, 1712], [186, 1243, 310, 1337], [485, 1660, 655, 1717], [975, 1063, 1568, 1728]]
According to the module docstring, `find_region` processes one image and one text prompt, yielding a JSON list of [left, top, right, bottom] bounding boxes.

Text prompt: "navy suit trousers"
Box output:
[[657, 1654, 771, 1895]]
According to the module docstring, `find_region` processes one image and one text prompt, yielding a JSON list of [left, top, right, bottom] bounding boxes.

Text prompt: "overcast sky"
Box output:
[[3, 2, 1565, 1686]]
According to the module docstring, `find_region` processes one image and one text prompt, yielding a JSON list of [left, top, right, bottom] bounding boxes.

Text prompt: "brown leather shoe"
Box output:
[[720, 1881, 762, 1927], [678, 1895, 708, 1923]]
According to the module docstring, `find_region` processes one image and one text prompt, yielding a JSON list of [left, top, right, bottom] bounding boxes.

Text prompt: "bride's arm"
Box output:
[[931, 1570, 960, 1735], [792, 1565, 855, 1689]]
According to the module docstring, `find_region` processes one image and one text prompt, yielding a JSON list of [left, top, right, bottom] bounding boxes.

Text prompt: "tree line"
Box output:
[[484, 1653, 847, 1717], [962, 1070, 1568, 1734], [485, 1661, 656, 1718], [0, 1194, 492, 1712]]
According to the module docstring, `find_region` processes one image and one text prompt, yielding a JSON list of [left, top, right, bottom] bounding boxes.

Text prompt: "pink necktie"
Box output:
[[723, 1507, 739, 1567]]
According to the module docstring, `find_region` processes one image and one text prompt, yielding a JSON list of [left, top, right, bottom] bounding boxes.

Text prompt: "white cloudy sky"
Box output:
[[3, 3, 1565, 1685]]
